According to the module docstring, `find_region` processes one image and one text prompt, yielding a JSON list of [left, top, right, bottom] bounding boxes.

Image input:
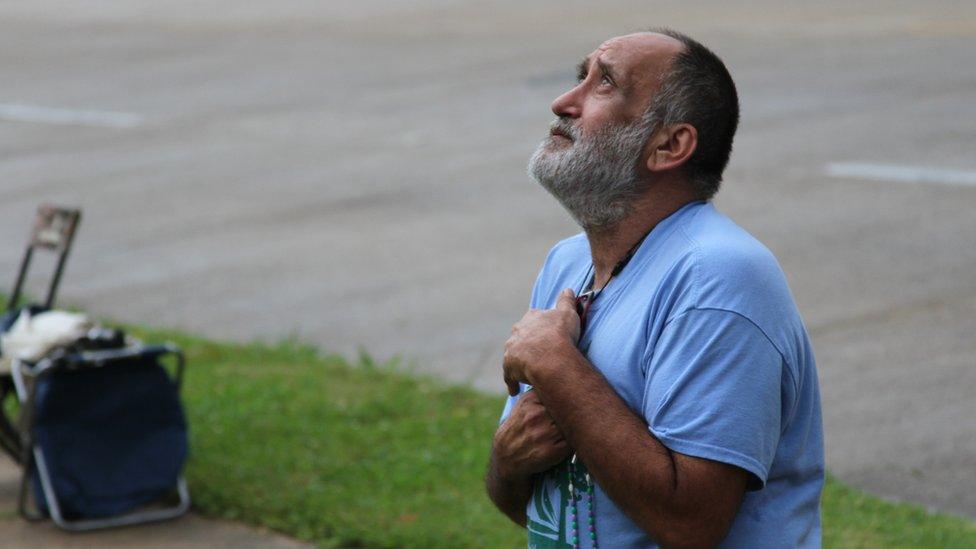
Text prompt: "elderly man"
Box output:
[[486, 29, 824, 548]]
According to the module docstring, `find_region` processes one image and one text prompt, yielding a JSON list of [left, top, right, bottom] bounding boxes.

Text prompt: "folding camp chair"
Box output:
[[0, 205, 191, 531], [11, 344, 191, 530]]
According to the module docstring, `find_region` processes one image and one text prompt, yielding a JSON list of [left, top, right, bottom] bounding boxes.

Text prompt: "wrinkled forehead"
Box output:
[[588, 32, 684, 92]]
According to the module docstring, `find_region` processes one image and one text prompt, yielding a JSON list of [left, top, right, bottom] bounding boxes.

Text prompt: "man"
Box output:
[[486, 29, 824, 548]]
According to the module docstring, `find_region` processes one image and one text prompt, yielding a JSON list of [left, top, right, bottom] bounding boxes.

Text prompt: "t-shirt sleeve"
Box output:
[[642, 308, 784, 487]]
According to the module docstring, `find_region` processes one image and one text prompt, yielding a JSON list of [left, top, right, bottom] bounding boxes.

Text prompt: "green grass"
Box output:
[[114, 326, 975, 548], [822, 475, 976, 548]]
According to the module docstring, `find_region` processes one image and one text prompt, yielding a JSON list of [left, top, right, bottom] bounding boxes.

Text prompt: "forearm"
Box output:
[[530, 344, 724, 546], [485, 444, 533, 527], [486, 388, 574, 528]]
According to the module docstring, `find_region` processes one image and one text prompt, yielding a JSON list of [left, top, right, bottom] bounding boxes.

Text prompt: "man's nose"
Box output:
[[550, 85, 582, 119]]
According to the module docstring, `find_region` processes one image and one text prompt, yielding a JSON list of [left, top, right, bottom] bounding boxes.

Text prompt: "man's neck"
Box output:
[[586, 186, 701, 288]]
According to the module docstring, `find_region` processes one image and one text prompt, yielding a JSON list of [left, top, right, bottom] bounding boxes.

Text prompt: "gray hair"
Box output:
[[528, 115, 654, 231]]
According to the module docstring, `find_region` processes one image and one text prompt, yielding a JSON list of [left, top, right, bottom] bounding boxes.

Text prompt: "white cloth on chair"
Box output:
[[0, 310, 93, 370]]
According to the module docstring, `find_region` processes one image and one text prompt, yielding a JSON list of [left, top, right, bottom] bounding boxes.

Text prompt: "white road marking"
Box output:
[[825, 162, 976, 187], [0, 103, 144, 129]]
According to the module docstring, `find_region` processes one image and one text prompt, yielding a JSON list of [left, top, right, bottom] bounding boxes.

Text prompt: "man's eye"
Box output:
[[601, 75, 613, 86]]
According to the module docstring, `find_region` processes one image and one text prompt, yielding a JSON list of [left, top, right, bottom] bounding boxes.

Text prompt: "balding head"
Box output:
[[595, 32, 686, 109]]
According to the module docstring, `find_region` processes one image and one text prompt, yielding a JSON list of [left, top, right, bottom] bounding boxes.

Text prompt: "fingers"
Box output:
[[503, 351, 521, 396], [520, 388, 540, 404], [524, 400, 566, 443], [518, 390, 556, 427], [555, 288, 577, 313], [552, 439, 573, 461], [501, 402, 572, 474]]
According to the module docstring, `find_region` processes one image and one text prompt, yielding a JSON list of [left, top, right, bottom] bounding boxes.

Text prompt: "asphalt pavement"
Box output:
[[1, 0, 974, 522]]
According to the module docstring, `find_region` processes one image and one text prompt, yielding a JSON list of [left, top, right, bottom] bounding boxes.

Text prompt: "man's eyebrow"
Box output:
[[576, 56, 621, 84], [576, 57, 590, 80], [596, 58, 620, 84]]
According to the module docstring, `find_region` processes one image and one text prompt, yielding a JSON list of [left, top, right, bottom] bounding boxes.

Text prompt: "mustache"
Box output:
[[549, 118, 579, 141]]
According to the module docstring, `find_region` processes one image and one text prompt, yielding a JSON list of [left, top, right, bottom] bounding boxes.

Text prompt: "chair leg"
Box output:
[[0, 377, 22, 462]]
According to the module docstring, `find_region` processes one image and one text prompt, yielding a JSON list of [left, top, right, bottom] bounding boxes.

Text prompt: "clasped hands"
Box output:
[[502, 288, 581, 396], [493, 289, 581, 480]]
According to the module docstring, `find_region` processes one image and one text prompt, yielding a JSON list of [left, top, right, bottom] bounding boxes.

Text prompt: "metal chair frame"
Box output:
[[1, 205, 82, 461], [6, 205, 81, 311]]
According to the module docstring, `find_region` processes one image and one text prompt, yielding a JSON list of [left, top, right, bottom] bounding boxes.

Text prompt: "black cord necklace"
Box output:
[[575, 231, 650, 335]]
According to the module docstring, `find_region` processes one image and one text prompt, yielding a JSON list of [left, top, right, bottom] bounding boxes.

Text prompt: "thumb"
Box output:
[[555, 288, 577, 313]]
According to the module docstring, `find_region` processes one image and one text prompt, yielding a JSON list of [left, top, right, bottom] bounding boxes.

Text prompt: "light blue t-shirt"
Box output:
[[501, 201, 824, 548]]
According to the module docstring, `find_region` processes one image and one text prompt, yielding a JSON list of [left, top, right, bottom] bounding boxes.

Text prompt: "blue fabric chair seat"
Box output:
[[31, 354, 188, 519]]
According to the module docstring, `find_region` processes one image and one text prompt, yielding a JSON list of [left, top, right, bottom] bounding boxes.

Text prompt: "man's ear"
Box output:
[[645, 123, 697, 173]]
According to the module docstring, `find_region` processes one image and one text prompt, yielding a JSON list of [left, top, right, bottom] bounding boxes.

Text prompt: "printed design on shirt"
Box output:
[[527, 459, 591, 548]]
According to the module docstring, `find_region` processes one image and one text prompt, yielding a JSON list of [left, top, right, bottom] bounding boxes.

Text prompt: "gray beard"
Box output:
[[527, 117, 652, 231]]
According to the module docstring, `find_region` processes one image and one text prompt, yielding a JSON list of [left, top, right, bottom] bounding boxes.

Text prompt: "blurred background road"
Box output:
[[1, 0, 974, 521]]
